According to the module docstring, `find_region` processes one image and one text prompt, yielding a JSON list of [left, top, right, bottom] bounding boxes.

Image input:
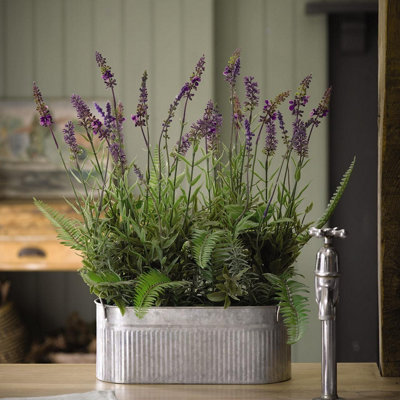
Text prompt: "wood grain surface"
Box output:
[[378, 0, 400, 377], [0, 363, 399, 400], [0, 202, 81, 271]]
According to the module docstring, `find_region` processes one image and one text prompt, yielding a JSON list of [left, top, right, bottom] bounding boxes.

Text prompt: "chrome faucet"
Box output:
[[309, 227, 346, 400]]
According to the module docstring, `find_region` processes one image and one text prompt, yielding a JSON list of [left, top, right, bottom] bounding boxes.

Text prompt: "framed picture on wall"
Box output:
[[0, 100, 102, 200]]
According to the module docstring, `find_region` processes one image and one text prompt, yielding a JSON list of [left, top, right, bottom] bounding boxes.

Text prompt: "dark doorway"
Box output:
[[328, 12, 378, 362]]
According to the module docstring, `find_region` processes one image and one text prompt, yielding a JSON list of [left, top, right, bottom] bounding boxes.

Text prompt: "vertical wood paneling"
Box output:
[[122, 0, 152, 168], [93, 0, 123, 99], [215, 0, 238, 142], [5, 0, 34, 97], [237, 0, 265, 87], [152, 0, 182, 143], [181, 0, 214, 124], [37, 272, 68, 331], [64, 0, 95, 97], [34, 0, 64, 97], [65, 272, 96, 322], [0, 0, 5, 97], [265, 0, 295, 96]]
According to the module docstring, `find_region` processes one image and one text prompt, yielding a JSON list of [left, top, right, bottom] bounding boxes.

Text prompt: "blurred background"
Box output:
[[0, 0, 377, 363]]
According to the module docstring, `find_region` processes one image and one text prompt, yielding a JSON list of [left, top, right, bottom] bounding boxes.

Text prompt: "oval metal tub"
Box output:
[[96, 300, 291, 384]]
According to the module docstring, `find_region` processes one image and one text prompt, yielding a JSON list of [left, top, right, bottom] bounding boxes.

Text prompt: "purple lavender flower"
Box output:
[[292, 120, 308, 157], [260, 91, 290, 125], [264, 120, 278, 156], [181, 100, 222, 154], [63, 121, 80, 156], [309, 87, 331, 126], [94, 102, 115, 140], [204, 101, 223, 152], [288, 75, 312, 117], [223, 49, 240, 86], [33, 82, 53, 127], [95, 51, 116, 89], [177, 55, 206, 102], [176, 82, 190, 102], [132, 71, 149, 127], [133, 163, 144, 182], [194, 101, 222, 140], [244, 76, 260, 111], [91, 119, 102, 135], [71, 94, 93, 127], [94, 102, 105, 118], [177, 133, 191, 156], [244, 119, 254, 154], [277, 111, 290, 146], [109, 142, 126, 167]]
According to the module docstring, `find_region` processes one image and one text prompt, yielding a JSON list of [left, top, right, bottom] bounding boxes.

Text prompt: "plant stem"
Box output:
[[169, 95, 191, 225], [184, 142, 198, 223]]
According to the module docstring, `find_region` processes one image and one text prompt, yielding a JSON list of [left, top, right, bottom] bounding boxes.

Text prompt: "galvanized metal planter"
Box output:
[[96, 300, 291, 384]]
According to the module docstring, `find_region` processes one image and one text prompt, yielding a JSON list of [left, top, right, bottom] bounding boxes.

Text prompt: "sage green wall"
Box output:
[[0, 0, 329, 362]]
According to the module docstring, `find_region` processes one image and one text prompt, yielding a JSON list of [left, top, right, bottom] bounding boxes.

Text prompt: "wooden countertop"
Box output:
[[0, 363, 399, 399]]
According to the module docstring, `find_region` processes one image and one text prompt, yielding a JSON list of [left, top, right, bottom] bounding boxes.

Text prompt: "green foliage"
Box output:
[[315, 156, 356, 230], [192, 229, 224, 269], [34, 51, 355, 345], [265, 272, 310, 344], [133, 269, 186, 318], [33, 198, 85, 251]]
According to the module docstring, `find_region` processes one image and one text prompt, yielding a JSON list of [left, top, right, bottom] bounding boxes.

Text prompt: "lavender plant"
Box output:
[[33, 50, 354, 344]]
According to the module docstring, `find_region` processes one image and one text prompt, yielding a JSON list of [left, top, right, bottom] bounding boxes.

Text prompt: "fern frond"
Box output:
[[134, 269, 185, 318], [34, 199, 85, 251], [315, 156, 355, 229], [265, 272, 309, 344], [192, 229, 223, 269]]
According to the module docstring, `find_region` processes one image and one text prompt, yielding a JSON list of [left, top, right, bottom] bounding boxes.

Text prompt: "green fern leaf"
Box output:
[[192, 229, 223, 269], [133, 269, 185, 318], [265, 272, 309, 344], [315, 157, 356, 229], [34, 199, 85, 251]]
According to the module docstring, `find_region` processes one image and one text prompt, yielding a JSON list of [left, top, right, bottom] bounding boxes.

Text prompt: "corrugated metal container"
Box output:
[[96, 300, 291, 384]]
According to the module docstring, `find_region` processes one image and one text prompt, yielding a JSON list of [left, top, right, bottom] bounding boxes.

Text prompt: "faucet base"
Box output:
[[313, 397, 344, 400]]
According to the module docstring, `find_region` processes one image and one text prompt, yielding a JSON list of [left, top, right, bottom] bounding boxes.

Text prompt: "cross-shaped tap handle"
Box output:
[[309, 227, 347, 244]]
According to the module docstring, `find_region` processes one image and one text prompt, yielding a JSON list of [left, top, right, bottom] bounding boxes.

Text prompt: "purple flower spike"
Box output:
[[277, 111, 290, 146], [95, 51, 116, 89], [133, 71, 149, 127], [63, 121, 81, 156], [33, 82, 53, 127], [309, 87, 331, 127], [177, 133, 191, 156], [223, 49, 240, 86], [178, 55, 206, 102], [92, 119, 102, 135], [264, 120, 278, 157], [71, 94, 93, 127], [244, 119, 254, 154], [94, 103, 105, 118], [164, 56, 206, 137], [244, 76, 260, 111], [292, 120, 308, 157], [133, 163, 144, 182], [194, 101, 222, 140], [109, 142, 126, 168], [288, 75, 312, 117]]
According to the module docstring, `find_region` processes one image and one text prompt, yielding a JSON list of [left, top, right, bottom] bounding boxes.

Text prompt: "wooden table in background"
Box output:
[[0, 363, 399, 399]]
